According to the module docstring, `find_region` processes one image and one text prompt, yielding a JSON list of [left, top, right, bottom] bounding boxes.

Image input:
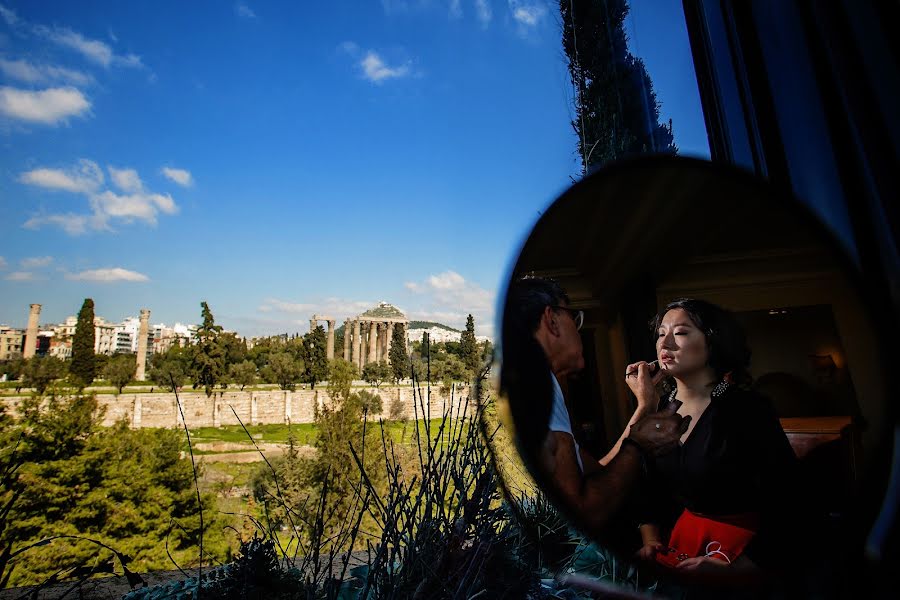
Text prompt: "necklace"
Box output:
[[667, 379, 731, 403]]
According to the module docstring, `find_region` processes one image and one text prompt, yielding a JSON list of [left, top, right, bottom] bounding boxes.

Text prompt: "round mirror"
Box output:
[[496, 156, 894, 594]]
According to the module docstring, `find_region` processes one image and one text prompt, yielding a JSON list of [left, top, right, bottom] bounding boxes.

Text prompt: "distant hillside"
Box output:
[[407, 321, 460, 332], [334, 320, 458, 336]]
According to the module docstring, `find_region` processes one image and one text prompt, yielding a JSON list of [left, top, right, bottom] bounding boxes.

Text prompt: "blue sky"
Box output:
[[0, 1, 707, 337]]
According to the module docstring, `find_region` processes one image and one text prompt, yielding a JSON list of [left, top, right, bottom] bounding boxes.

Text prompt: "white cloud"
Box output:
[[161, 166, 194, 187], [338, 41, 359, 55], [5, 271, 35, 281], [380, 0, 409, 13], [259, 297, 376, 322], [66, 267, 149, 282], [19, 159, 103, 193], [33, 25, 143, 69], [20, 160, 179, 234], [90, 189, 178, 226], [509, 1, 546, 28], [23, 213, 91, 235], [0, 58, 92, 86], [427, 271, 466, 290], [108, 166, 143, 193], [0, 3, 18, 26], [235, 3, 257, 19], [20, 256, 52, 269], [0, 6, 143, 69], [404, 270, 495, 333], [0, 86, 91, 124], [0, 256, 7, 269], [475, 0, 492, 26], [360, 51, 411, 83]]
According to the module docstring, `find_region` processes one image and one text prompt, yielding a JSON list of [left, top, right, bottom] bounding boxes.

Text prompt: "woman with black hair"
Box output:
[[627, 298, 799, 578]]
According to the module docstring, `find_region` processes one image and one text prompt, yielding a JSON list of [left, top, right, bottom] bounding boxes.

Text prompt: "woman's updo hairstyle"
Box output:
[[650, 298, 752, 387]]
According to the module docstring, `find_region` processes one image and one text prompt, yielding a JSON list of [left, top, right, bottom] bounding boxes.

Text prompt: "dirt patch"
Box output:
[[193, 444, 316, 463]]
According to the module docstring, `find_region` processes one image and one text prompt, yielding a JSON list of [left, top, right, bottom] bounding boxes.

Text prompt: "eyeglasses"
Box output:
[[551, 306, 584, 331]]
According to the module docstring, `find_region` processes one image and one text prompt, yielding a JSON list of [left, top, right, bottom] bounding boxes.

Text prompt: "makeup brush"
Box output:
[[625, 360, 660, 378]]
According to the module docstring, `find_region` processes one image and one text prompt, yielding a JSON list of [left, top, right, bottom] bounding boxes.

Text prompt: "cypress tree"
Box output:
[[302, 325, 328, 389], [70, 298, 96, 387], [389, 324, 409, 383], [191, 301, 225, 396], [560, 0, 676, 172], [460, 314, 479, 373]]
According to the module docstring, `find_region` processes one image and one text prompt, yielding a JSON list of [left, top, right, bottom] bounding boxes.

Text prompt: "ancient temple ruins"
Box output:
[[309, 302, 408, 370]]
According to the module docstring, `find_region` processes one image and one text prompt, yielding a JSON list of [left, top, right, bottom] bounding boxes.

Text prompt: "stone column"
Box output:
[[326, 320, 335, 360], [374, 323, 382, 362], [343, 320, 351, 361], [23, 303, 41, 359], [309, 319, 316, 334], [352, 320, 361, 368], [135, 308, 151, 381], [386, 322, 394, 359], [367, 321, 378, 364]]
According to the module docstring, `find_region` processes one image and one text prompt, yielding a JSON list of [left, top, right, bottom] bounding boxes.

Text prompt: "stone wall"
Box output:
[[1, 385, 472, 428]]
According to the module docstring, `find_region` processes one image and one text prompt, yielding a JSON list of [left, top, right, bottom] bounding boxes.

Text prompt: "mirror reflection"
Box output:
[[499, 157, 887, 591]]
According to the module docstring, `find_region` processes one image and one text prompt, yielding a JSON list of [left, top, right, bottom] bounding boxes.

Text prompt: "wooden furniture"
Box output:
[[780, 416, 860, 516]]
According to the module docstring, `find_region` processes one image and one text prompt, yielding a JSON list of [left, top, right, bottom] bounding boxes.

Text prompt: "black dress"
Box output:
[[640, 385, 800, 569]]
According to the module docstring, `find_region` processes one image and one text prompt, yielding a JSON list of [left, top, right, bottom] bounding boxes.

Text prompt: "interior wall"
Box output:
[[736, 305, 858, 417]]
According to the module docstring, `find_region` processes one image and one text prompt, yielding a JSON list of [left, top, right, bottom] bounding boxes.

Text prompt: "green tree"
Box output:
[[148, 346, 190, 391], [69, 298, 97, 388], [356, 389, 382, 414], [219, 332, 247, 367], [560, 0, 676, 173], [247, 337, 277, 371], [302, 326, 328, 389], [388, 394, 406, 421], [22, 356, 66, 394], [326, 358, 358, 402], [431, 353, 470, 384], [305, 373, 385, 541], [388, 324, 409, 383], [460, 314, 479, 373], [1, 356, 26, 392], [4, 393, 227, 586], [362, 360, 391, 389], [191, 301, 225, 396], [103, 354, 136, 394], [261, 351, 303, 391], [229, 359, 257, 391]]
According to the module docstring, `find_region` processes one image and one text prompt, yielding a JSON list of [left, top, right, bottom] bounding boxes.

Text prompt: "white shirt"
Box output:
[[548, 374, 584, 473]]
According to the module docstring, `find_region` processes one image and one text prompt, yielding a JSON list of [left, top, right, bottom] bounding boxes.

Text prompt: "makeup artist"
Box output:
[[502, 276, 692, 537]]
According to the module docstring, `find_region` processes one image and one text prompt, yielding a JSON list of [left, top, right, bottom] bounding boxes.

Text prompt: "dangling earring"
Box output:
[[711, 379, 730, 398]]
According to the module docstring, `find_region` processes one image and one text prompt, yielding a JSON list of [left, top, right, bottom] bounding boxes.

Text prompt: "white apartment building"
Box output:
[[94, 317, 117, 355], [0, 326, 23, 361]]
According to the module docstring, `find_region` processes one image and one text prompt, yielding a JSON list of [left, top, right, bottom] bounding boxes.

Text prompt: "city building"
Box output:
[[0, 326, 24, 361]]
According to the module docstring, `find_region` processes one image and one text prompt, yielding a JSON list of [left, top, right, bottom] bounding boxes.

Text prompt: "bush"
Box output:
[[1, 393, 229, 587]]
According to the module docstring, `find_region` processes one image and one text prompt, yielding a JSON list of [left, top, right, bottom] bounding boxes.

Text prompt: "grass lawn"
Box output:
[[187, 423, 319, 445], [190, 419, 456, 445]]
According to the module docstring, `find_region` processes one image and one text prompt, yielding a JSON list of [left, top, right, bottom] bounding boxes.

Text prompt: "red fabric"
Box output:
[[655, 509, 759, 567]]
